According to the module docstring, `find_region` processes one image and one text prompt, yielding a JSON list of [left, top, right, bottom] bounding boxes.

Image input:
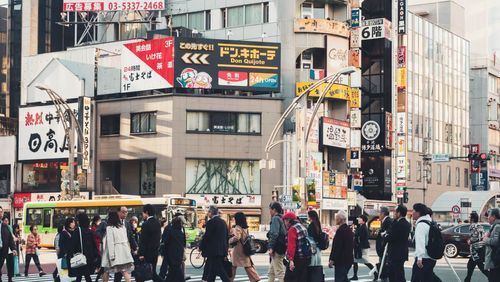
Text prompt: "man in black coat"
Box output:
[[329, 211, 353, 282], [138, 204, 162, 282], [384, 205, 411, 282], [376, 206, 393, 281], [0, 213, 16, 282], [200, 206, 230, 282]]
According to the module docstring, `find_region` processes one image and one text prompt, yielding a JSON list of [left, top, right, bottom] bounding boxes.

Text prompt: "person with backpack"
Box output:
[[267, 202, 287, 282], [282, 212, 311, 282], [482, 208, 500, 282], [228, 212, 260, 282], [351, 215, 376, 281], [410, 203, 442, 282], [328, 210, 353, 282], [465, 211, 488, 282]]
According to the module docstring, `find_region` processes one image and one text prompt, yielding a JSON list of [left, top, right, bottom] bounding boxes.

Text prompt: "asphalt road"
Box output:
[[11, 248, 488, 282]]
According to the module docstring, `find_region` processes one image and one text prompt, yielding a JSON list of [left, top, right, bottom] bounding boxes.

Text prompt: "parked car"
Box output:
[[441, 223, 490, 258]]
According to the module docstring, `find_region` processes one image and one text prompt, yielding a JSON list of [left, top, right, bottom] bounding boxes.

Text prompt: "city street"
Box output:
[[4, 248, 488, 282]]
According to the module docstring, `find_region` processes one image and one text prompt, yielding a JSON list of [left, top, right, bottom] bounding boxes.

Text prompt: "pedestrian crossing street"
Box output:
[[0, 273, 409, 282]]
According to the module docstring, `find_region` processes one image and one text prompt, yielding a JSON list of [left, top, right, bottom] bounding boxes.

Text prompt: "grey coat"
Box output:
[[484, 219, 500, 270]]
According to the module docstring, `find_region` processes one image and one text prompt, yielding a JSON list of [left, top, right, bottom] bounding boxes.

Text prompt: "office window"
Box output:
[[407, 160, 411, 180], [226, 6, 244, 27], [186, 111, 261, 134], [263, 2, 270, 23], [456, 167, 460, 187], [101, 115, 120, 136], [140, 160, 156, 195], [131, 112, 156, 134], [436, 164, 442, 185], [416, 161, 422, 182], [188, 12, 205, 31], [172, 14, 187, 27], [446, 165, 451, 186], [245, 4, 262, 25]]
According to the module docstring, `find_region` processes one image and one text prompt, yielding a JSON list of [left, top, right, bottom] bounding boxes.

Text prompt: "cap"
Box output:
[[282, 212, 298, 221]]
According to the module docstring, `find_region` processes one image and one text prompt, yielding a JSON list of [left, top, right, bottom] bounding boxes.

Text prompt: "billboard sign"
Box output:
[[397, 46, 407, 68], [361, 18, 392, 41], [121, 38, 174, 93], [326, 36, 349, 76], [19, 104, 78, 161], [350, 28, 361, 48], [296, 82, 352, 100], [321, 117, 350, 149], [294, 19, 349, 37], [351, 150, 361, 168], [63, 0, 165, 12], [398, 0, 407, 34], [174, 38, 280, 92], [351, 9, 361, 28], [361, 119, 384, 153], [81, 97, 91, 170]]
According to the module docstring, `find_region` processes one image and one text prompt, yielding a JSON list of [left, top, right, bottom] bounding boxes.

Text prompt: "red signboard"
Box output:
[[13, 193, 31, 209], [470, 144, 480, 173]]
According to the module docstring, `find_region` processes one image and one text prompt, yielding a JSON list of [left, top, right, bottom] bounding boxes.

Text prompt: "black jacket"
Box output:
[[385, 217, 411, 262], [68, 227, 98, 277], [307, 223, 321, 245], [354, 224, 370, 255], [376, 216, 393, 257], [200, 215, 228, 258], [0, 223, 15, 256], [139, 216, 161, 262], [163, 225, 186, 265], [329, 223, 354, 266]]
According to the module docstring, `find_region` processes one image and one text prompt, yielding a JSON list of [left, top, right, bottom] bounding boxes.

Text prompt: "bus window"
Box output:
[[26, 209, 42, 226], [43, 209, 52, 228], [52, 208, 66, 228]]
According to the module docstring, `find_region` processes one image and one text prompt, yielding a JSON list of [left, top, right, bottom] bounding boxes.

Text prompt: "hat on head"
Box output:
[[282, 212, 298, 221]]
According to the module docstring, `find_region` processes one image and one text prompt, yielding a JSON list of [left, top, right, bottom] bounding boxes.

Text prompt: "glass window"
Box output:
[[407, 160, 411, 180], [26, 209, 43, 226], [101, 115, 120, 136], [131, 112, 156, 134], [188, 12, 205, 31], [187, 112, 210, 131], [263, 2, 269, 23], [446, 166, 451, 186], [172, 14, 187, 27], [22, 161, 75, 192], [459, 225, 470, 234], [245, 4, 262, 25], [456, 167, 460, 187], [140, 160, 156, 195], [186, 111, 261, 134], [227, 6, 244, 27], [437, 165, 442, 185], [417, 161, 422, 182]]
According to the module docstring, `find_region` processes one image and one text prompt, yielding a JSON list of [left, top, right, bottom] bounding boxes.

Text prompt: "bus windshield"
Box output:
[[164, 206, 197, 229]]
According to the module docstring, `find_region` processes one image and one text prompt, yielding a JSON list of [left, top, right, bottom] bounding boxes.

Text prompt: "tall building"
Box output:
[[404, 11, 470, 206], [409, 0, 500, 190]]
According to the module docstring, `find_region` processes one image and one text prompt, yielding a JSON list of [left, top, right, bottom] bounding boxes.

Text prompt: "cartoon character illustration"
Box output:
[[193, 72, 212, 89], [176, 68, 213, 89], [176, 68, 198, 88]]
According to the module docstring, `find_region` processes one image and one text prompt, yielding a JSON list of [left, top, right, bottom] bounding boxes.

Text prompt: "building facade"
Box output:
[[405, 11, 470, 206]]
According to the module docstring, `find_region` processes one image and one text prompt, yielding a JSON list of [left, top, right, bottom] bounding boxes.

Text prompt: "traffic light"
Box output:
[[468, 153, 491, 169], [403, 188, 409, 204]]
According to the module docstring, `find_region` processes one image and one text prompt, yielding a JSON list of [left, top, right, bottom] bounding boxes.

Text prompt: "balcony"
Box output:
[[294, 18, 349, 38]]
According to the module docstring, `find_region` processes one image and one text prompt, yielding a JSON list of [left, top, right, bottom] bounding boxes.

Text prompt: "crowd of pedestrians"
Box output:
[[0, 201, 498, 282]]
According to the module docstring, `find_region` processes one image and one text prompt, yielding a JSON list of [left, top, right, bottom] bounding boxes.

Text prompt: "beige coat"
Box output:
[[101, 225, 134, 268], [229, 226, 252, 267]]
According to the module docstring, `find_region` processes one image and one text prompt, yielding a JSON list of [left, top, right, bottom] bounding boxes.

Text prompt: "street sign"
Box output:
[[432, 154, 450, 162], [451, 205, 461, 214]]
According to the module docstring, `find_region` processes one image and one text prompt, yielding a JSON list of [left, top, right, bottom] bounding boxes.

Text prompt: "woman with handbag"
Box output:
[[228, 212, 260, 282], [24, 224, 46, 277], [69, 213, 98, 282], [101, 211, 134, 282], [350, 215, 376, 281], [59, 218, 76, 281]]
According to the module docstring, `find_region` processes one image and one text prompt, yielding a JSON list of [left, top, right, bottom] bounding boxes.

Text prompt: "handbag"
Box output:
[[134, 261, 153, 281], [240, 229, 257, 256], [70, 227, 87, 269], [223, 259, 233, 278]]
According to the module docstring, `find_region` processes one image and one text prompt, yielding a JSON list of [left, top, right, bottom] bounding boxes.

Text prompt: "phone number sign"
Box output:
[[63, 0, 164, 11]]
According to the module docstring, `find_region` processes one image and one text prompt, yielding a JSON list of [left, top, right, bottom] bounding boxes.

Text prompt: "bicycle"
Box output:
[[189, 232, 206, 269]]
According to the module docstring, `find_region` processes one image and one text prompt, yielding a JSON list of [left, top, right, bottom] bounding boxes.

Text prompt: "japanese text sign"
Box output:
[[121, 37, 174, 93], [19, 104, 79, 161], [186, 194, 261, 208], [174, 38, 280, 91], [321, 117, 350, 149], [361, 18, 392, 41], [63, 1, 165, 12], [80, 97, 92, 170]]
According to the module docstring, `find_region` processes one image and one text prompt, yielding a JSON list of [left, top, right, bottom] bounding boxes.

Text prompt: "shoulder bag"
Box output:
[[70, 227, 87, 268]]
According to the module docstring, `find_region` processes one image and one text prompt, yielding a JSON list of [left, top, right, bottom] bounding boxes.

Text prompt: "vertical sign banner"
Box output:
[[351, 150, 361, 168], [81, 97, 91, 170], [470, 144, 480, 173], [397, 46, 407, 68], [385, 112, 394, 150], [351, 9, 361, 28], [350, 29, 361, 48], [19, 104, 78, 161], [351, 129, 362, 148], [397, 68, 407, 90], [350, 108, 362, 128], [326, 36, 349, 76], [121, 37, 175, 93], [398, 0, 407, 34], [306, 152, 323, 201]]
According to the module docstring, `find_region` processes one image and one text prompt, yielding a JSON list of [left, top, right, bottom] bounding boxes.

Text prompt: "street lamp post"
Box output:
[[36, 85, 84, 200], [263, 66, 357, 208]]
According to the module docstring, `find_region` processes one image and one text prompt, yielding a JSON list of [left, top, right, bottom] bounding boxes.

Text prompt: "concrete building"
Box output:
[[405, 11, 470, 207]]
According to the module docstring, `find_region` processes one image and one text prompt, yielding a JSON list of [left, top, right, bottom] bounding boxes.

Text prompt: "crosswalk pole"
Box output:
[[443, 255, 461, 282]]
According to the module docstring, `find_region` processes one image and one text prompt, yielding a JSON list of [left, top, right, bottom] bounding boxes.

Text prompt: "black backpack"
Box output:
[[241, 230, 257, 256], [317, 231, 330, 251], [420, 220, 444, 259]]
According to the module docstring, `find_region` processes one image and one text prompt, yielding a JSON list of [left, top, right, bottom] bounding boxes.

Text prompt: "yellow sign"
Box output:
[[296, 82, 352, 100], [397, 68, 407, 89], [294, 18, 350, 38], [350, 88, 361, 108]]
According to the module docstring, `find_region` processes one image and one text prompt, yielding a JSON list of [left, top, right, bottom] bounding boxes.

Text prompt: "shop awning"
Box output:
[[431, 190, 499, 215]]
